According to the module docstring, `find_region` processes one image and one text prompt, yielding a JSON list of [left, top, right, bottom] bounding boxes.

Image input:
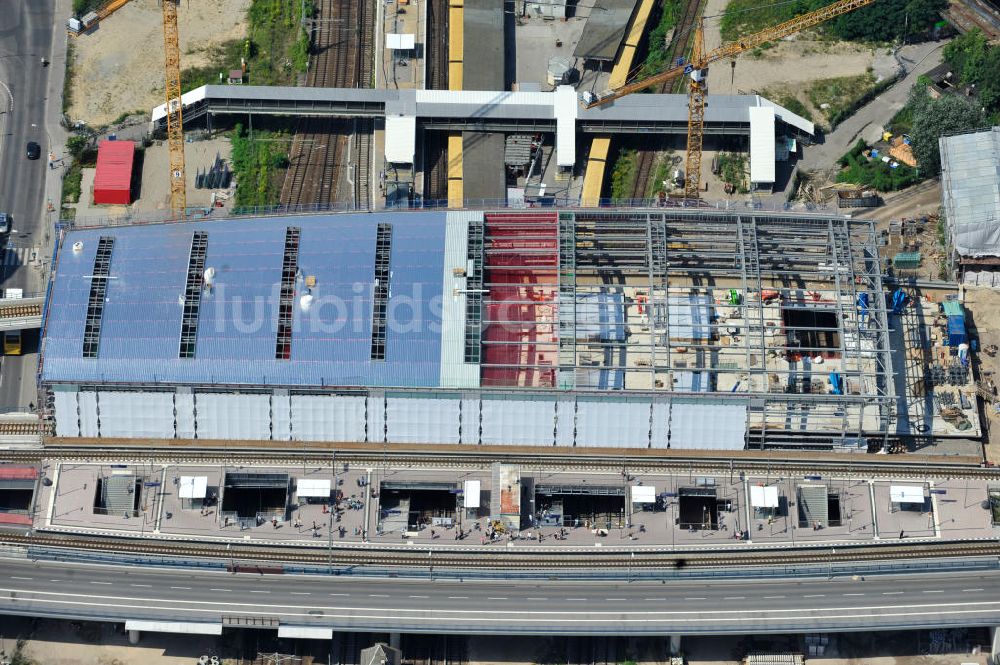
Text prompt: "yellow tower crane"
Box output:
[[161, 0, 186, 214], [587, 0, 878, 199]]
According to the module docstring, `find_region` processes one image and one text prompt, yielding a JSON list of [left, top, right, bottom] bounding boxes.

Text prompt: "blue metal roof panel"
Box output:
[[42, 212, 448, 388]]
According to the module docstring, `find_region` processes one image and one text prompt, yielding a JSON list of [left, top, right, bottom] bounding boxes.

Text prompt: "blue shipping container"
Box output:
[[947, 315, 967, 346]]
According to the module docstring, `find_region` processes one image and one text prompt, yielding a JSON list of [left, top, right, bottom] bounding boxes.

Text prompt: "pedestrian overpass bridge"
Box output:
[[152, 85, 815, 169], [0, 295, 43, 332]]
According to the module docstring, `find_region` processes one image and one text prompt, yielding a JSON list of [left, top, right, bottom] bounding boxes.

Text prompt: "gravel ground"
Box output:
[[701, 0, 890, 97], [67, 0, 250, 126]]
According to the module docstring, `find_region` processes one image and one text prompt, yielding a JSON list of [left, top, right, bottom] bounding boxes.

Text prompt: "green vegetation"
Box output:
[[887, 102, 915, 135], [180, 0, 314, 93], [650, 153, 677, 195], [72, 0, 102, 15], [62, 135, 98, 206], [181, 40, 246, 93], [717, 152, 748, 193], [9, 639, 37, 665], [720, 0, 945, 44], [638, 0, 682, 80], [836, 139, 920, 191], [806, 71, 878, 125], [761, 88, 813, 121], [610, 148, 638, 200], [942, 29, 1000, 115], [230, 123, 289, 209], [62, 41, 76, 114], [907, 85, 986, 175]]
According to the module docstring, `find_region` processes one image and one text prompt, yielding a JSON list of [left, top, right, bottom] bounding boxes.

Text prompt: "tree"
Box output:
[[65, 134, 91, 161], [909, 89, 986, 175], [826, 0, 945, 42]]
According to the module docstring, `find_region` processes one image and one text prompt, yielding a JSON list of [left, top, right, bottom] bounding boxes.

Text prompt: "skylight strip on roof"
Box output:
[[179, 231, 209, 359], [275, 226, 301, 360], [370, 223, 393, 361], [464, 219, 484, 363], [82, 236, 115, 358]]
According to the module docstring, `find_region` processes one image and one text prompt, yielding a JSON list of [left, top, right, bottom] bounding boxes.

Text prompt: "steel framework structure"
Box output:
[[470, 210, 895, 449]]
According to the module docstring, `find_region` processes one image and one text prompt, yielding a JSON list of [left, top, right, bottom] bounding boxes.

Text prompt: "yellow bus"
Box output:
[[4, 330, 22, 355]]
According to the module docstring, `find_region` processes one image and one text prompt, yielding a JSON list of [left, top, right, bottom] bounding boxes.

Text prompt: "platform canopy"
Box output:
[[278, 625, 334, 639], [125, 620, 221, 635], [631, 485, 656, 504], [750, 485, 779, 508], [386, 33, 415, 50], [297, 478, 332, 498], [890, 485, 925, 504], [178, 476, 207, 500], [463, 479, 481, 508]]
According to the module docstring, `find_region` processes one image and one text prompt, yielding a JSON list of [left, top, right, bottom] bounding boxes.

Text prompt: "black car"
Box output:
[[26, 142, 40, 160]]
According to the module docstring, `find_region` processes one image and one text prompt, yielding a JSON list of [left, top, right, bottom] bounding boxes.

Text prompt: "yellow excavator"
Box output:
[[586, 0, 878, 199]]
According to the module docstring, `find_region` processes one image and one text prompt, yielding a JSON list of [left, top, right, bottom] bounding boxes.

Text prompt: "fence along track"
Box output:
[[5, 530, 1000, 569]]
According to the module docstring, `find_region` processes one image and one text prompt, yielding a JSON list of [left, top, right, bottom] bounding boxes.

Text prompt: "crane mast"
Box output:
[[588, 0, 878, 199], [162, 0, 187, 214]]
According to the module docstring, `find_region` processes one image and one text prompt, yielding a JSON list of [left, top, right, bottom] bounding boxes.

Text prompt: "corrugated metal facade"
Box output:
[[93, 140, 135, 205], [669, 400, 747, 450], [43, 212, 448, 389], [51, 385, 751, 450]]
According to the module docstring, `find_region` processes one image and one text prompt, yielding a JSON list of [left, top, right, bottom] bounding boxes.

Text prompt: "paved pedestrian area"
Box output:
[[32, 460, 1000, 550]]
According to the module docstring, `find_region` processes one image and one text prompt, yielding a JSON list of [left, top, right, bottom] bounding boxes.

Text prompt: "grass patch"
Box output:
[[761, 88, 813, 121], [638, 0, 682, 80], [650, 152, 677, 196], [806, 71, 877, 125], [835, 138, 921, 191], [886, 103, 914, 135], [180, 0, 315, 92], [62, 144, 98, 204], [62, 41, 76, 115], [718, 152, 749, 193], [181, 40, 246, 93], [610, 148, 638, 200], [230, 123, 289, 209], [72, 0, 102, 15], [720, 0, 811, 43]]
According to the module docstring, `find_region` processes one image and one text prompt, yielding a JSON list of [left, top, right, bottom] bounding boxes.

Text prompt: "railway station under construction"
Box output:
[[40, 208, 894, 451]]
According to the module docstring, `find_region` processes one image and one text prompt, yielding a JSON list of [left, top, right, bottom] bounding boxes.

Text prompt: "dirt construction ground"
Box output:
[[701, 0, 897, 105], [67, 0, 250, 126]]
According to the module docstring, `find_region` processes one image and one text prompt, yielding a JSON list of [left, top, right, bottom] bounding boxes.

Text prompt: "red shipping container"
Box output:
[[93, 140, 135, 205]]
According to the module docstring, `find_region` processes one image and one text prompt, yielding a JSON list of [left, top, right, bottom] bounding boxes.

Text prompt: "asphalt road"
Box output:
[[0, 0, 55, 411], [2, 557, 1000, 635]]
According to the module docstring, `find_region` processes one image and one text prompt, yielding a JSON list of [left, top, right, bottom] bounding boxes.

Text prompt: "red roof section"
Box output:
[[0, 466, 38, 480], [0, 513, 33, 526], [93, 140, 135, 204]]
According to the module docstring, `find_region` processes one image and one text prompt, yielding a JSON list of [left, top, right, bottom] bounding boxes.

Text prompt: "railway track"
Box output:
[[421, 0, 449, 203], [4, 530, 1000, 569], [423, 130, 449, 202], [3, 444, 995, 479], [426, 0, 449, 90], [354, 118, 373, 210], [280, 0, 375, 210], [629, 0, 703, 199], [0, 303, 42, 318]]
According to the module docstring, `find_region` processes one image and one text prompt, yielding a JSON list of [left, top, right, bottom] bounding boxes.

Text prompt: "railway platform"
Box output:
[[24, 459, 1000, 552]]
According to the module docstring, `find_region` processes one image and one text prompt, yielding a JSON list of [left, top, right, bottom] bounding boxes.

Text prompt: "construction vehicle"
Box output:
[[586, 0, 878, 199], [4, 330, 22, 356], [67, 0, 133, 34]]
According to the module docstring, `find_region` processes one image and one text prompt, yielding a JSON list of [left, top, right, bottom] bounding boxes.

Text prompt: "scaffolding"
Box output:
[[475, 210, 894, 449]]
